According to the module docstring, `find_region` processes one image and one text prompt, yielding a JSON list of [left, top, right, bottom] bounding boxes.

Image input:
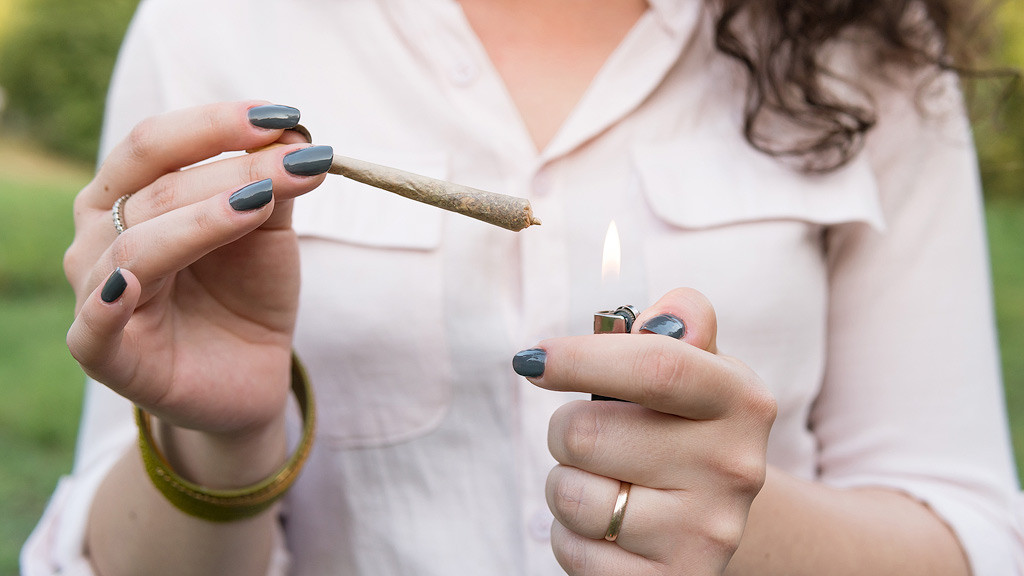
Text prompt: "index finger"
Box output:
[[86, 101, 300, 208], [519, 334, 746, 420]]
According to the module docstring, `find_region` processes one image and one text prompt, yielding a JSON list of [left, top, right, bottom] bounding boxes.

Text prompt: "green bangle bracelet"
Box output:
[[135, 352, 316, 522]]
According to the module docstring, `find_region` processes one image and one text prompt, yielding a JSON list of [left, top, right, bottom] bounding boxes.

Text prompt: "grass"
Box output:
[[0, 140, 1021, 576], [0, 298, 83, 573], [0, 140, 89, 575], [988, 198, 1024, 464]]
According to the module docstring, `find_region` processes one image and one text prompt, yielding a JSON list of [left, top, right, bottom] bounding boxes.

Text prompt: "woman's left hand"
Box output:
[[515, 287, 777, 575]]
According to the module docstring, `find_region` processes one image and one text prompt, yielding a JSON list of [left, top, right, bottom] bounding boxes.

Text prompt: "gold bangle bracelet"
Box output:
[[135, 352, 316, 523]]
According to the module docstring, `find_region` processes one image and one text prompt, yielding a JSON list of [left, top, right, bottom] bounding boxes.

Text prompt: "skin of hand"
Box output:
[[521, 287, 778, 575], [65, 100, 328, 439], [64, 101, 331, 576]]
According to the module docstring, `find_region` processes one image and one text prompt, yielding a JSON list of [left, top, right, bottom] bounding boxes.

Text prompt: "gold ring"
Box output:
[[112, 193, 133, 234], [604, 481, 631, 542]]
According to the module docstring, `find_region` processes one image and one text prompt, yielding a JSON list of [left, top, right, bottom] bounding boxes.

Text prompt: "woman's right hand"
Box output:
[[64, 101, 333, 440]]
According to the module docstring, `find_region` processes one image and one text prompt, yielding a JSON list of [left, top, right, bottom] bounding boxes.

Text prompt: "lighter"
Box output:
[[591, 304, 640, 402]]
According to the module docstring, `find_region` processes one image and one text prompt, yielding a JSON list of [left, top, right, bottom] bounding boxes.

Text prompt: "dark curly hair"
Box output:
[[713, 0, 991, 172]]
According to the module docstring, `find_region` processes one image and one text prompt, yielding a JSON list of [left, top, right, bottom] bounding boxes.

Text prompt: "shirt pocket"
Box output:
[[291, 150, 451, 450], [629, 134, 886, 339], [631, 138, 885, 231]]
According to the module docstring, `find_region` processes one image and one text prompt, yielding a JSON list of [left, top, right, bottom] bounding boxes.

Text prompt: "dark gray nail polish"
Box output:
[[283, 146, 333, 176], [101, 268, 127, 303], [248, 105, 300, 130], [639, 314, 686, 339], [229, 179, 273, 212], [512, 348, 546, 378]]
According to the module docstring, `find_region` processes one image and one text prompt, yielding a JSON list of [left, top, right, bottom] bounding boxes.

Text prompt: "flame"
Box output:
[[601, 220, 621, 283]]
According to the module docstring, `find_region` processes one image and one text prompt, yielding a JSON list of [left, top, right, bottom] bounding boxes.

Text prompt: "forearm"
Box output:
[[86, 416, 288, 576], [726, 465, 970, 576]]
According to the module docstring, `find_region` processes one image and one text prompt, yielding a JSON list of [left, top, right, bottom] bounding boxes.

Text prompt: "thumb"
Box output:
[[633, 287, 718, 354], [67, 267, 141, 389]]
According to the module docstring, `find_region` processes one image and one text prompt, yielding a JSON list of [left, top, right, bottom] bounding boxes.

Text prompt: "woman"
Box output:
[[23, 0, 1024, 574]]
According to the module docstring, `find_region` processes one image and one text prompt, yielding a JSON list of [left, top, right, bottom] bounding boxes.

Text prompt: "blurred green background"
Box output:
[[0, 0, 1022, 574]]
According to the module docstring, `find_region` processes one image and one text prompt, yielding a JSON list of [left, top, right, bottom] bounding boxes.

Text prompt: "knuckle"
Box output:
[[665, 287, 719, 349], [719, 356, 777, 426], [66, 312, 99, 369], [66, 325, 92, 368], [756, 387, 778, 422], [686, 288, 717, 326], [741, 380, 778, 425], [690, 290, 717, 324], [550, 471, 588, 525], [147, 176, 179, 217], [62, 242, 83, 283], [66, 330, 86, 366], [126, 118, 158, 163], [703, 514, 747, 558], [108, 233, 138, 269], [562, 408, 602, 466], [554, 529, 591, 576], [719, 451, 768, 496], [191, 206, 218, 234], [635, 345, 684, 405], [240, 150, 265, 185], [71, 190, 91, 222]]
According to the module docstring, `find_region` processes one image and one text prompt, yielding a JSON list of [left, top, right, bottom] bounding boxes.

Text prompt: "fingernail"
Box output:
[[101, 268, 127, 303], [248, 105, 300, 130], [639, 314, 685, 339], [512, 348, 546, 378], [229, 179, 273, 211], [283, 145, 333, 176]]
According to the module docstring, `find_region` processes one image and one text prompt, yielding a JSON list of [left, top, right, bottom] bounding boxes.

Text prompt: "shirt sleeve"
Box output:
[[813, 71, 1024, 575], [19, 2, 290, 573]]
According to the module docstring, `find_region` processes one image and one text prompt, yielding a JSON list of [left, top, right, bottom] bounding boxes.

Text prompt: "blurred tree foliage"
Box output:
[[0, 0, 139, 162], [0, 0, 1020, 200], [973, 0, 1024, 200]]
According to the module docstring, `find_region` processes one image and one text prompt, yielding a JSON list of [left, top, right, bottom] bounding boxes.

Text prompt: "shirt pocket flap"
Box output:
[[292, 151, 448, 250], [632, 138, 885, 231]]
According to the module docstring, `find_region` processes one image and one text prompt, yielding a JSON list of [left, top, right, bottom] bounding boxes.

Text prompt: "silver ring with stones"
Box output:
[[112, 193, 133, 234]]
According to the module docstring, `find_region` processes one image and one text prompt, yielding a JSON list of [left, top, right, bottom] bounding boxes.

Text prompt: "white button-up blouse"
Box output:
[[22, 0, 1024, 574]]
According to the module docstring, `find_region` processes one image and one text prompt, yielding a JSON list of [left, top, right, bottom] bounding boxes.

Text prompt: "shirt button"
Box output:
[[528, 510, 553, 542], [448, 61, 479, 86]]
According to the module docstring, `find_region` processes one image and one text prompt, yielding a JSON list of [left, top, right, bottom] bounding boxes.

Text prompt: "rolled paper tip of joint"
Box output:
[[523, 207, 543, 228]]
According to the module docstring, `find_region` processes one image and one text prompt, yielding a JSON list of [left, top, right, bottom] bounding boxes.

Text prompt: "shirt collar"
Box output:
[[646, 0, 701, 35]]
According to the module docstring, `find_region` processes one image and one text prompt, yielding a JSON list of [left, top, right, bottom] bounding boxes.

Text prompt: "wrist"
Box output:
[[153, 413, 288, 489], [134, 353, 316, 522]]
